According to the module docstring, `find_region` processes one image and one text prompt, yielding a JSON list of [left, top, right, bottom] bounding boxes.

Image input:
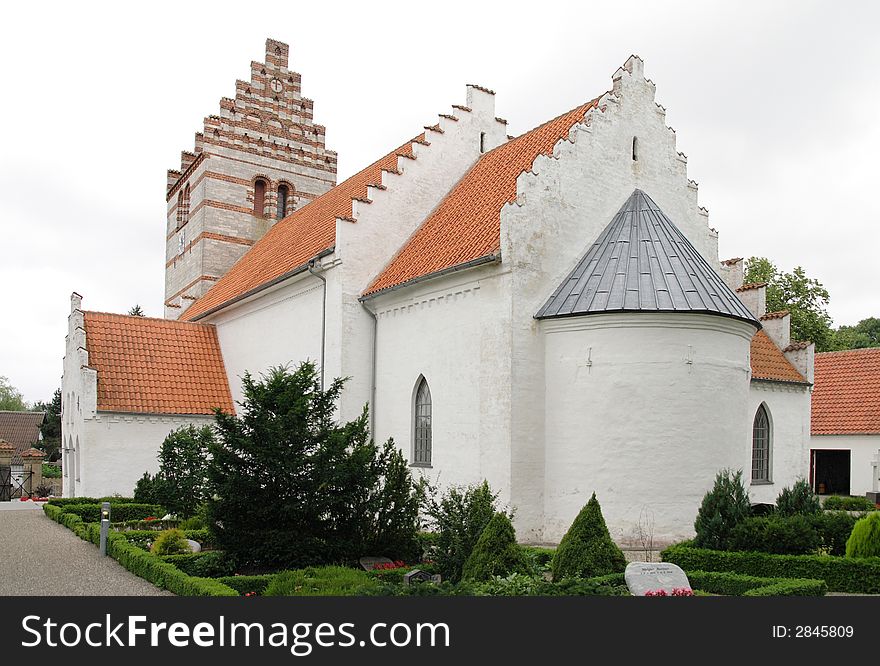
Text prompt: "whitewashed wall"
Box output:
[[61, 294, 96, 497], [747, 382, 811, 505], [542, 313, 755, 546], [810, 434, 880, 497], [78, 413, 215, 498]]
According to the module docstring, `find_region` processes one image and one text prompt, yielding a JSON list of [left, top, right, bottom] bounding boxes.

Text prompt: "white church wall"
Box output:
[[747, 382, 811, 505], [500, 56, 727, 542], [542, 313, 756, 546], [337, 85, 508, 423], [208, 270, 327, 405], [370, 266, 513, 504], [79, 413, 215, 498], [810, 434, 880, 497]]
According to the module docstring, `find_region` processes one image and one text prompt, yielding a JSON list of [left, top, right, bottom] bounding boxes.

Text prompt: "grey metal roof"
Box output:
[[536, 189, 759, 326]]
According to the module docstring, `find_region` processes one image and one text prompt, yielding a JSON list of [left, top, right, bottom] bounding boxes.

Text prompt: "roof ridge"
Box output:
[[816, 346, 880, 355], [84, 310, 216, 326]]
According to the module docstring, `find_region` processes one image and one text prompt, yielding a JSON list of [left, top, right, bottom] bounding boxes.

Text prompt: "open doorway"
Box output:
[[811, 449, 851, 496]]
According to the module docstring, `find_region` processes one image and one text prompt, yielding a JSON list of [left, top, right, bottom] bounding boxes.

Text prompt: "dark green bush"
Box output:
[[134, 472, 164, 507], [150, 529, 191, 556], [693, 469, 751, 550], [521, 545, 555, 573], [824, 496, 878, 512], [426, 480, 500, 582], [776, 479, 822, 517], [730, 515, 820, 555], [42, 463, 62, 479], [263, 566, 379, 596], [461, 513, 531, 582], [846, 512, 880, 558], [162, 551, 236, 577], [811, 512, 856, 556], [551, 492, 626, 580], [207, 363, 424, 570], [662, 541, 880, 593]]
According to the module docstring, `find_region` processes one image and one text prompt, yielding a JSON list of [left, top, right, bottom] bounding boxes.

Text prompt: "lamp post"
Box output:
[[99, 501, 111, 556]]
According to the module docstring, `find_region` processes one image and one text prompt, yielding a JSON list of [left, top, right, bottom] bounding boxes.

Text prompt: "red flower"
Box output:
[[144, 516, 157, 521]]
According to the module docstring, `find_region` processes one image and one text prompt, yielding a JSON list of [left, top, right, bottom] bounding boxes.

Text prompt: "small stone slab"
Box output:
[[186, 539, 202, 553], [403, 569, 439, 586], [359, 556, 393, 571], [625, 562, 691, 596]]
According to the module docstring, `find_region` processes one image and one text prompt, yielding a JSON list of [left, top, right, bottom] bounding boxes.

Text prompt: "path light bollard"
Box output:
[[99, 502, 111, 556]]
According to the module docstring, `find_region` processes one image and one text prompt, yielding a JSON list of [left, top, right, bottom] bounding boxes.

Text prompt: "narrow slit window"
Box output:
[[413, 377, 432, 465], [632, 137, 639, 161], [480, 132, 486, 153], [277, 184, 289, 219]]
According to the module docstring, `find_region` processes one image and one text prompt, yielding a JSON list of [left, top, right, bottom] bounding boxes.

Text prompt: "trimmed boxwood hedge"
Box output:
[[59, 503, 165, 523], [216, 575, 277, 596], [662, 541, 880, 593], [162, 552, 236, 578], [47, 497, 143, 506], [42, 504, 237, 596], [686, 570, 826, 596]]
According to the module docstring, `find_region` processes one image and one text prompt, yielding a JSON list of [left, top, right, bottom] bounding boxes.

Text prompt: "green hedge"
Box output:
[[47, 497, 143, 506], [686, 570, 826, 596], [216, 575, 277, 596], [662, 542, 880, 593], [162, 552, 236, 578], [42, 504, 237, 596], [59, 503, 165, 523], [824, 496, 877, 512], [113, 519, 182, 532]]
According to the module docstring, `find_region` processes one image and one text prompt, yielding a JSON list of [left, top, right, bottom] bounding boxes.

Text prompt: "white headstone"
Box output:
[[625, 562, 691, 596]]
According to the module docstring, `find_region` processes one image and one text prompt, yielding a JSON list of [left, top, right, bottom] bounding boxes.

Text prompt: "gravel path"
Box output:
[[0, 501, 172, 596]]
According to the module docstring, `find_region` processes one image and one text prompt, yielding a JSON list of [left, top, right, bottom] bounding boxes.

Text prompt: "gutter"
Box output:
[[188, 246, 335, 322], [307, 255, 328, 391], [359, 252, 501, 302], [361, 299, 378, 435]]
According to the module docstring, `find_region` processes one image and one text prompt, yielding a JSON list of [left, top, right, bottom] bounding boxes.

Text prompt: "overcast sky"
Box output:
[[1, 0, 878, 404]]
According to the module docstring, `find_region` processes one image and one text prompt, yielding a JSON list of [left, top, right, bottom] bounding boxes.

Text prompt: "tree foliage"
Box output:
[[551, 492, 626, 580], [128, 304, 145, 316], [426, 480, 502, 582], [744, 257, 834, 351], [832, 317, 880, 350], [693, 469, 752, 550], [775, 479, 822, 517], [32, 388, 61, 461], [206, 362, 424, 570], [0, 376, 27, 411]]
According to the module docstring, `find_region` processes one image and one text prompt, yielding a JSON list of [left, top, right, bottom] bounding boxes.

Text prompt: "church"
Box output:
[[62, 39, 815, 546]]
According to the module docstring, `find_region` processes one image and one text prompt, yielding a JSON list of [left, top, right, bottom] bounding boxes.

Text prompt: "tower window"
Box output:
[[254, 179, 267, 217], [632, 137, 639, 161], [751, 404, 771, 482], [480, 132, 486, 153], [277, 184, 289, 219], [413, 376, 432, 466], [176, 184, 190, 229]]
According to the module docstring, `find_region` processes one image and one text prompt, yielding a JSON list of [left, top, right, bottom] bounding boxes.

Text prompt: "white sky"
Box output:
[[1, 0, 878, 404]]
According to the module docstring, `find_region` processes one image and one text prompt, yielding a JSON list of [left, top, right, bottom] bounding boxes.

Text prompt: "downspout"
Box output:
[[361, 300, 378, 435], [307, 257, 327, 391]]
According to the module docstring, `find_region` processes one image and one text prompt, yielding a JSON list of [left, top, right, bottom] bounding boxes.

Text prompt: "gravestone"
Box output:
[[359, 556, 393, 571], [624, 562, 691, 596], [186, 539, 202, 553], [403, 569, 442, 586]]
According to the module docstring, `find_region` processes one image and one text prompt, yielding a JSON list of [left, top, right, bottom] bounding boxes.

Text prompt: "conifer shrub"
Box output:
[[427, 481, 500, 582], [845, 512, 880, 558], [461, 513, 531, 582], [824, 496, 877, 512], [150, 529, 192, 556], [693, 469, 751, 550], [551, 492, 626, 580], [776, 479, 822, 517]]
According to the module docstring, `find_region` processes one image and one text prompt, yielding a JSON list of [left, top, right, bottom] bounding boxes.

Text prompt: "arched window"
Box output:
[[254, 178, 267, 217], [413, 377, 432, 465], [751, 404, 771, 482], [277, 184, 289, 219], [177, 184, 191, 228], [74, 435, 81, 483]]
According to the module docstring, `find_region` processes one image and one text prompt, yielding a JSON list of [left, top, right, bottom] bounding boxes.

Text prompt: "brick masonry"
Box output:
[[164, 38, 337, 318]]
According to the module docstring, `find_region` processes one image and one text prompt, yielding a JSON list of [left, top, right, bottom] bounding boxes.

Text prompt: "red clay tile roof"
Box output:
[[184, 138, 420, 321], [760, 310, 790, 320], [364, 99, 601, 296], [812, 348, 880, 435], [83, 312, 234, 415], [736, 282, 767, 292], [750, 330, 807, 383], [0, 411, 45, 463], [784, 341, 811, 352]]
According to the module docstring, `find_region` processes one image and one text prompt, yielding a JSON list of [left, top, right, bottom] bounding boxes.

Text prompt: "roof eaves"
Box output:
[[187, 245, 335, 321], [360, 252, 501, 301]]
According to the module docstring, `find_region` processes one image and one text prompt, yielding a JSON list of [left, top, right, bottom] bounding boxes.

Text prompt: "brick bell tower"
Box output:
[[164, 38, 337, 319]]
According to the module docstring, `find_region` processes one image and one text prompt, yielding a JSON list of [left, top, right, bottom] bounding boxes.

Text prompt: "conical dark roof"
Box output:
[[536, 189, 759, 326]]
